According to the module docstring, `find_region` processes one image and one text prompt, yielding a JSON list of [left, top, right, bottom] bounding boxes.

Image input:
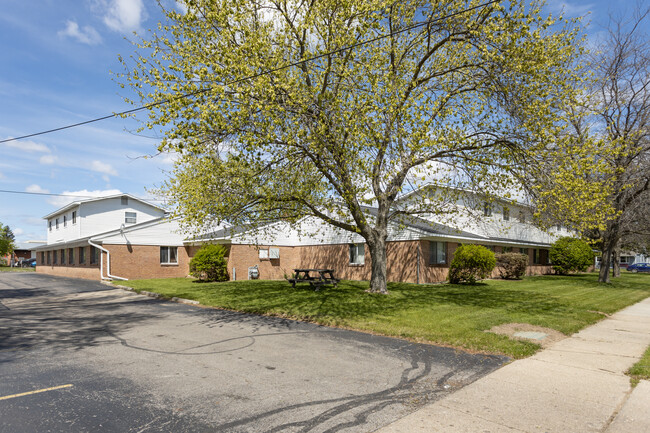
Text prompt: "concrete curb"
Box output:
[[104, 281, 200, 306], [171, 297, 200, 305]]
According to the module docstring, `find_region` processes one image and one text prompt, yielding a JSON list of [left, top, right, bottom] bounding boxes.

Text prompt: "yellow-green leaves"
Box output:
[[120, 0, 589, 239]]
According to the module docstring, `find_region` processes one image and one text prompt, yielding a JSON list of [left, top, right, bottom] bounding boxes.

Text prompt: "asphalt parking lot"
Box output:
[[0, 273, 508, 432]]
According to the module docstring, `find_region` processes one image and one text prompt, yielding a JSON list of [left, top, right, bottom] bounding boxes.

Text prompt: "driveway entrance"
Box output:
[[0, 273, 506, 432]]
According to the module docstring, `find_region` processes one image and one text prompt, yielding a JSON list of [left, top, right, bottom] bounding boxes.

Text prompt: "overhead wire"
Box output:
[[0, 0, 499, 145], [0, 189, 166, 203]]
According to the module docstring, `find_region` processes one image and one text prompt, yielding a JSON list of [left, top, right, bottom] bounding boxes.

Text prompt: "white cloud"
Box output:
[[13, 228, 24, 236], [159, 151, 180, 165], [26, 184, 50, 194], [39, 154, 59, 165], [548, 1, 594, 18], [103, 0, 146, 32], [46, 189, 122, 207], [90, 160, 118, 176], [3, 138, 50, 153], [0, 171, 4, 179], [58, 20, 102, 45], [175, 1, 188, 14]]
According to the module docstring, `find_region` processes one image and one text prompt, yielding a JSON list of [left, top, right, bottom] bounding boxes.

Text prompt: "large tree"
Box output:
[[581, 8, 650, 283], [122, 0, 586, 293]]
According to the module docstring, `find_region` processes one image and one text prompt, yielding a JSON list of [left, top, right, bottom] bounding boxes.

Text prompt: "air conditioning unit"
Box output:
[[248, 265, 259, 280]]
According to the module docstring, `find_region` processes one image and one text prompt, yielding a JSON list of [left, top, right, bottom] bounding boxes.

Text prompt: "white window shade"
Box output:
[[269, 248, 280, 259], [259, 249, 269, 259]]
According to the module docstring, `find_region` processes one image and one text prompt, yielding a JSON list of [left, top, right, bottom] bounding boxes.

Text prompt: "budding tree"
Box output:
[[121, 0, 586, 293]]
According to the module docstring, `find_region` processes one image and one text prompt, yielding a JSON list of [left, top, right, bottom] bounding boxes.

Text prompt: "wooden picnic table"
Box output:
[[288, 268, 340, 290]]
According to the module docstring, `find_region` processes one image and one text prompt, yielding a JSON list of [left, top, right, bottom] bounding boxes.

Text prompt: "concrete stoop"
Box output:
[[375, 298, 650, 433]]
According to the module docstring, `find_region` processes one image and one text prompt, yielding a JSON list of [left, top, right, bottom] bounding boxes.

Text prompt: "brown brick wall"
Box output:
[[228, 245, 301, 280], [35, 246, 101, 281], [105, 244, 192, 280], [33, 240, 555, 283], [36, 265, 101, 280]]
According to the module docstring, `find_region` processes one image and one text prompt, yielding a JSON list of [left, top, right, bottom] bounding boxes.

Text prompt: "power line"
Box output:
[[0, 189, 166, 203], [0, 0, 498, 145]]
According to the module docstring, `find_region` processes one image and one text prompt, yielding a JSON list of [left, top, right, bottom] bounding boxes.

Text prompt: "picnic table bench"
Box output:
[[287, 268, 340, 290]]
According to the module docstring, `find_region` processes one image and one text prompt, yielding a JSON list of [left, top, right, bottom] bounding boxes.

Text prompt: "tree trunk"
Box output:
[[599, 220, 620, 283], [367, 233, 389, 294], [612, 243, 621, 278]]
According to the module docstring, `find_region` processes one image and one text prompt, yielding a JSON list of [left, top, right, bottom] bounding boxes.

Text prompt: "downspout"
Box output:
[[416, 242, 421, 284], [88, 239, 128, 281]]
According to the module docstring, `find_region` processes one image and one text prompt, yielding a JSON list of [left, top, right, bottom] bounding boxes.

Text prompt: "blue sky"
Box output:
[[0, 0, 640, 243]]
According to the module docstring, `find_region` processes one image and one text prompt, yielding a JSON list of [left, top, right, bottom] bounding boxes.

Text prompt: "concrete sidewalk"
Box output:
[[376, 297, 650, 433]]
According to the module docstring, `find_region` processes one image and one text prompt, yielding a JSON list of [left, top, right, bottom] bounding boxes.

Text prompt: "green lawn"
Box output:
[[628, 345, 650, 386], [120, 273, 650, 358], [0, 266, 35, 272]]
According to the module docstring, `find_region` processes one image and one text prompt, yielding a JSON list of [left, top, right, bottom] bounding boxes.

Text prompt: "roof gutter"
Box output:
[[88, 239, 128, 281]]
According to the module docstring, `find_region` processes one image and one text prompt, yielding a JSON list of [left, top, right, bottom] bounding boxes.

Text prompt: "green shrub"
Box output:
[[189, 244, 229, 282], [449, 244, 496, 284], [549, 237, 594, 275], [496, 252, 528, 279]]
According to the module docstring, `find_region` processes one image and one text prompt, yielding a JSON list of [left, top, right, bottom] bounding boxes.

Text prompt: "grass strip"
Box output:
[[120, 273, 650, 358], [628, 345, 650, 387]]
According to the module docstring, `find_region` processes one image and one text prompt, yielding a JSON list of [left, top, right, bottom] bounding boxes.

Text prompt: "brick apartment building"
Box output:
[[33, 191, 561, 283]]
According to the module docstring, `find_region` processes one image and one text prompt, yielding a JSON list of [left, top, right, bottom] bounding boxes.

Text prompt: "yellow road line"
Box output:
[[0, 384, 73, 401]]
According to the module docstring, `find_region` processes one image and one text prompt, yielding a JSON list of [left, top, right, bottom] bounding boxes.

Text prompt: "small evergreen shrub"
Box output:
[[449, 244, 496, 284], [189, 244, 229, 282], [495, 252, 528, 279], [549, 237, 594, 275]]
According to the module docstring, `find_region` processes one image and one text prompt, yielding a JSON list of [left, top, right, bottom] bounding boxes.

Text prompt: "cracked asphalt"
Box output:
[[0, 273, 508, 432]]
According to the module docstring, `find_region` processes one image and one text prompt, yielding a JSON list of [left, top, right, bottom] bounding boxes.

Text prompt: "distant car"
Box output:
[[627, 263, 650, 273]]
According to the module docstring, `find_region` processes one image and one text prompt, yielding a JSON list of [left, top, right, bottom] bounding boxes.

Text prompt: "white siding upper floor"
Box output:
[[96, 217, 186, 246], [45, 194, 166, 245], [397, 186, 566, 245]]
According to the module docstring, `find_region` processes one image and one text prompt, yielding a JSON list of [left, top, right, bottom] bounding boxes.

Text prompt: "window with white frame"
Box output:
[[160, 246, 178, 264], [63, 215, 67, 227], [72, 211, 77, 224], [269, 247, 280, 259], [125, 212, 137, 224], [259, 248, 269, 260], [49, 220, 52, 231], [429, 241, 447, 265], [55, 218, 59, 229], [503, 207, 510, 221], [349, 243, 365, 265]]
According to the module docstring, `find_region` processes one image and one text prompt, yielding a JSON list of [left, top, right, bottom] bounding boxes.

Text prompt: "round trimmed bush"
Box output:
[[189, 244, 229, 282], [449, 244, 496, 284], [549, 237, 594, 275], [496, 252, 528, 279]]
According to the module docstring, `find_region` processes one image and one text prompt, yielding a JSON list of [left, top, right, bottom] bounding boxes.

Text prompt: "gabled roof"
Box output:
[[33, 216, 172, 250], [395, 183, 532, 207], [42, 193, 166, 220]]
